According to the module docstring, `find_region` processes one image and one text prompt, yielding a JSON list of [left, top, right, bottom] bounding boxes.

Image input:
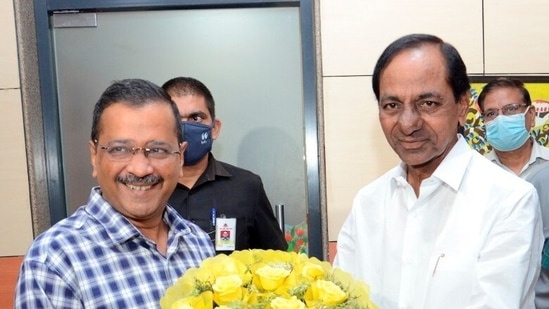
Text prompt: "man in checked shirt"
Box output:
[[15, 79, 215, 308]]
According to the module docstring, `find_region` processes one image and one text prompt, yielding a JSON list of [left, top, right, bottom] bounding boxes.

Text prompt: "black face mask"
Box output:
[[181, 121, 213, 166]]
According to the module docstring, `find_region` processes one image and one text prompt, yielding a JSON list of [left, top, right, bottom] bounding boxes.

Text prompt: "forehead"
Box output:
[[98, 101, 177, 142], [379, 45, 450, 98], [171, 94, 210, 116], [483, 87, 523, 107]]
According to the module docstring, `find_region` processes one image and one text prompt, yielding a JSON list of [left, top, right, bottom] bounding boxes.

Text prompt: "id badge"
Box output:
[[215, 217, 236, 251]]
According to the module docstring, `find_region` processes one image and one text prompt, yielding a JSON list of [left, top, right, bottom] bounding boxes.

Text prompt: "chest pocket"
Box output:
[[424, 253, 475, 308]]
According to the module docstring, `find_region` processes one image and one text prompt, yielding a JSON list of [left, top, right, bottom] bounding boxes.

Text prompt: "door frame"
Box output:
[[30, 0, 326, 258]]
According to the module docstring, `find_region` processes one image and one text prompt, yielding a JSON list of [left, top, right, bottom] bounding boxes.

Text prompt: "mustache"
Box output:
[[394, 130, 427, 140], [116, 174, 163, 185]]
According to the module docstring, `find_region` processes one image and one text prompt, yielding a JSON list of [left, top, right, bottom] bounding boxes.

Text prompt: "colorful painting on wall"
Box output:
[[464, 77, 549, 155], [285, 222, 308, 254]]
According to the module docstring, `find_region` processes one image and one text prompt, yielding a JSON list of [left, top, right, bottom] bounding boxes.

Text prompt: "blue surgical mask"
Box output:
[[181, 121, 213, 166], [485, 107, 531, 152]]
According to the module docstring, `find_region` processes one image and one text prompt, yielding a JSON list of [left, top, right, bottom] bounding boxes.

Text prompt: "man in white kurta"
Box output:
[[334, 136, 542, 309], [333, 34, 543, 309]]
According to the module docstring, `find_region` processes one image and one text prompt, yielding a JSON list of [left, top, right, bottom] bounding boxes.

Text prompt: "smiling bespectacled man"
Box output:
[[15, 79, 214, 308]]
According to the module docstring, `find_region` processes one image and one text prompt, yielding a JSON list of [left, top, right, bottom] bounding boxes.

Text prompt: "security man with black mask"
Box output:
[[162, 77, 288, 254]]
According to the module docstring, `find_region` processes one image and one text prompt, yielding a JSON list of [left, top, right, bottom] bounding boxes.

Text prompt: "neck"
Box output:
[[132, 217, 169, 256], [406, 167, 435, 197], [180, 155, 209, 188], [405, 137, 458, 197], [494, 139, 533, 175]]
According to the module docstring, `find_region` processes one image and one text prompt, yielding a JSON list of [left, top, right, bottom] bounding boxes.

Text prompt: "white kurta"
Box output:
[[334, 137, 543, 309]]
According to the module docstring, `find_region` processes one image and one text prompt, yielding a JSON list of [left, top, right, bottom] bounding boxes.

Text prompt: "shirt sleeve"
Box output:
[[250, 178, 288, 251], [15, 260, 83, 309], [332, 209, 355, 270], [526, 165, 549, 238]]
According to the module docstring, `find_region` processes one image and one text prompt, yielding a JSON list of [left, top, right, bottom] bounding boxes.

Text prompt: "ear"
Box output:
[[457, 92, 470, 127], [89, 140, 98, 178], [212, 118, 222, 140], [526, 105, 536, 131]]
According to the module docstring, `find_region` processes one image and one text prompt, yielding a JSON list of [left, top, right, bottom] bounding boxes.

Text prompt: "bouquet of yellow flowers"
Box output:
[[160, 249, 378, 309]]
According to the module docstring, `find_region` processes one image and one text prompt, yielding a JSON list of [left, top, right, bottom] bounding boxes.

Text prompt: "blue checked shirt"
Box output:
[[15, 187, 215, 308]]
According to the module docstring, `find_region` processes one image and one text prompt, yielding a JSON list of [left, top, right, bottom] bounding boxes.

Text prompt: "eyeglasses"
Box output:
[[482, 103, 528, 122], [95, 141, 181, 162]]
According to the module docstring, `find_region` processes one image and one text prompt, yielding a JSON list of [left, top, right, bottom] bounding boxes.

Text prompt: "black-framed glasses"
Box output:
[[95, 141, 181, 162], [482, 103, 528, 122]]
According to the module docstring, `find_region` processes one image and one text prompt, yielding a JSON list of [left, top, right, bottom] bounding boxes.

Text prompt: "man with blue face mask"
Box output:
[[478, 77, 549, 308], [162, 77, 287, 254]]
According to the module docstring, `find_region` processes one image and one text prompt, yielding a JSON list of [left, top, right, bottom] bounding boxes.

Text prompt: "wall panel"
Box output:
[[484, 0, 549, 74], [323, 76, 399, 240], [0, 90, 33, 256], [0, 0, 20, 88], [320, 0, 484, 77]]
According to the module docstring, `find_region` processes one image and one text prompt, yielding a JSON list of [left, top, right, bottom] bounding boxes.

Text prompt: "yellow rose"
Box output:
[[254, 264, 291, 291], [229, 249, 256, 266], [300, 261, 325, 280], [170, 291, 213, 309], [270, 296, 306, 309], [212, 274, 244, 305], [202, 254, 248, 282], [304, 279, 347, 307], [171, 301, 192, 309]]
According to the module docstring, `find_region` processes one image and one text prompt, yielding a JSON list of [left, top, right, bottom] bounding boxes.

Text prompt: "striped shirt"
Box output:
[[15, 187, 215, 308]]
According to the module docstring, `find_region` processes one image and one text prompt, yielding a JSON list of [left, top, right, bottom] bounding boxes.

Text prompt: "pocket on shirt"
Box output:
[[187, 217, 215, 238], [424, 253, 474, 308]]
